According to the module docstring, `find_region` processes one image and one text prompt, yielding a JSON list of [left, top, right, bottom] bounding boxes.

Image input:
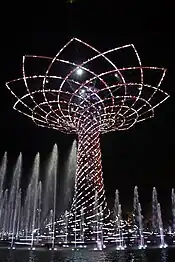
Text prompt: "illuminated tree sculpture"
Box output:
[[6, 38, 169, 224]]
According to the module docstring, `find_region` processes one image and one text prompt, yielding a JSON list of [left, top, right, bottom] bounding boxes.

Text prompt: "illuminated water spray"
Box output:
[[9, 153, 22, 248], [0, 152, 7, 194], [152, 187, 159, 233], [172, 188, 175, 233], [6, 38, 169, 227]]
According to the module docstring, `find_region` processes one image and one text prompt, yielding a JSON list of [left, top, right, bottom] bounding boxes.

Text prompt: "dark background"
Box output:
[[1, 1, 174, 219]]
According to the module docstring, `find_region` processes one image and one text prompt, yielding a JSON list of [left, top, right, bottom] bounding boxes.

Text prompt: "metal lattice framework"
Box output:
[[6, 38, 169, 222]]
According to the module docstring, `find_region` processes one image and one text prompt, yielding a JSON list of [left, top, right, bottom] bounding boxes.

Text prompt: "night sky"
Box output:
[[1, 2, 174, 218]]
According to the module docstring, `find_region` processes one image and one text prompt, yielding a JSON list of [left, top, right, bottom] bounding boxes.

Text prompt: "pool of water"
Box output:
[[0, 248, 175, 262]]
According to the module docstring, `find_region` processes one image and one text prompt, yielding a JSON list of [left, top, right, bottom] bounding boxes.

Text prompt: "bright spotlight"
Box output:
[[115, 72, 122, 82], [76, 68, 83, 76], [80, 88, 85, 94]]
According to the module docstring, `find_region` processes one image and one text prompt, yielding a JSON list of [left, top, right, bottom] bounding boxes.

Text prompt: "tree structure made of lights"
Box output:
[[6, 38, 169, 224]]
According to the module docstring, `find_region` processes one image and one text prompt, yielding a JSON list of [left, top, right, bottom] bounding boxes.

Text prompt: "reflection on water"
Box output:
[[128, 250, 147, 262], [160, 249, 168, 262], [0, 248, 174, 262]]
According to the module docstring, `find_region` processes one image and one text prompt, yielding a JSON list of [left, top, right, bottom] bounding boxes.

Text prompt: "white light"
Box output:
[[114, 73, 119, 78], [76, 68, 83, 76], [115, 73, 121, 80], [80, 89, 85, 94]]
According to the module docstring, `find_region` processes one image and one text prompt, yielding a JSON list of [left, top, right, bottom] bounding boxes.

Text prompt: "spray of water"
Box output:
[[36, 181, 42, 232], [133, 186, 139, 229], [30, 153, 40, 249], [44, 144, 58, 249], [152, 187, 159, 233], [172, 188, 175, 232], [138, 203, 145, 248], [0, 153, 7, 235], [0, 189, 8, 237], [157, 202, 166, 248], [113, 189, 125, 249], [16, 189, 22, 239], [11, 188, 21, 247], [9, 153, 22, 247], [64, 210, 68, 243], [114, 189, 120, 223], [80, 207, 84, 243], [43, 144, 58, 230], [0, 152, 7, 193], [117, 204, 124, 249], [62, 140, 77, 211], [24, 183, 32, 237]]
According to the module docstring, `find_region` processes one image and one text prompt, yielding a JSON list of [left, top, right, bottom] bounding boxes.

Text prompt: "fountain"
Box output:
[[157, 203, 167, 248], [98, 206, 104, 250], [113, 190, 125, 250], [30, 153, 40, 250], [117, 204, 125, 250], [152, 187, 159, 234], [0, 152, 7, 194], [63, 140, 77, 211], [24, 183, 32, 238], [45, 144, 58, 250], [36, 181, 42, 242], [133, 186, 139, 234], [11, 188, 21, 248], [64, 210, 68, 244], [9, 153, 22, 248], [80, 207, 84, 243], [132, 186, 146, 249], [0, 151, 175, 249], [16, 189, 22, 240], [93, 190, 102, 250], [0, 153, 7, 239], [0, 189, 8, 238], [114, 190, 120, 224], [73, 191, 77, 250], [138, 203, 146, 249], [172, 188, 175, 233]]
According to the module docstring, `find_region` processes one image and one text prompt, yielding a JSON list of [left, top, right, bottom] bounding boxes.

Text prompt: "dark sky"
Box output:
[[1, 1, 174, 215]]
